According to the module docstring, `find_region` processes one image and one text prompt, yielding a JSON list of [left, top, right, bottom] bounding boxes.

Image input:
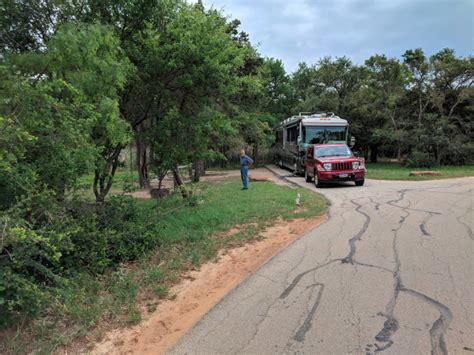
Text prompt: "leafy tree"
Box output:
[[0, 0, 56, 53], [259, 58, 295, 121], [0, 22, 132, 203], [363, 55, 409, 162], [403, 48, 431, 128], [46, 23, 133, 202], [295, 57, 362, 116], [401, 48, 473, 165], [0, 56, 96, 201]]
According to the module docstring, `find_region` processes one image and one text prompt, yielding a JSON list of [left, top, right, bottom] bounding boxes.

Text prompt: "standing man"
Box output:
[[240, 149, 254, 190]]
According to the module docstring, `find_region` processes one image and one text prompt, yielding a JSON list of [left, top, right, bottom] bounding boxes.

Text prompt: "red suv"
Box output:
[[304, 144, 365, 187]]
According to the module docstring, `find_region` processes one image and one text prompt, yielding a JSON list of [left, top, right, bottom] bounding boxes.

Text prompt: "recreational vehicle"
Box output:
[[274, 112, 352, 174]]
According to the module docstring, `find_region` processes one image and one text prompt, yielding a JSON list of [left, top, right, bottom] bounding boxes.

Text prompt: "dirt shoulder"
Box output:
[[91, 213, 326, 354]]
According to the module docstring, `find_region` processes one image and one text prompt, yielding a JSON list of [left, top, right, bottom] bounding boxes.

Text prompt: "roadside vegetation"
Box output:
[[0, 178, 326, 353], [0, 0, 472, 353], [366, 163, 474, 181]]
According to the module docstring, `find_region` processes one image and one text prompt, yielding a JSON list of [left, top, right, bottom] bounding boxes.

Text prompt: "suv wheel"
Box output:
[[314, 170, 323, 188], [355, 179, 365, 186]]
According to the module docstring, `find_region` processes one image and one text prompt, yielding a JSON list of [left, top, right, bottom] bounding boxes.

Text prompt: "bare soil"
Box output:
[[409, 171, 442, 176], [90, 214, 326, 355]]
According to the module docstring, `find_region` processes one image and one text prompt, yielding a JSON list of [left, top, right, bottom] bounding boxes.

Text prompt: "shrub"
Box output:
[[440, 142, 474, 166], [0, 192, 161, 324], [404, 150, 437, 168]]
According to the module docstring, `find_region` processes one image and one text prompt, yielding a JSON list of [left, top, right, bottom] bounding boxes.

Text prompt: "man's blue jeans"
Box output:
[[240, 166, 249, 189]]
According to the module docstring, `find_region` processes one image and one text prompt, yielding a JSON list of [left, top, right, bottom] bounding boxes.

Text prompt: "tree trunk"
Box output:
[[435, 143, 441, 165], [220, 145, 226, 168], [370, 144, 378, 164], [363, 146, 369, 161], [157, 170, 167, 190], [172, 166, 188, 199], [389, 111, 401, 163], [94, 144, 123, 203], [253, 143, 259, 166], [136, 135, 149, 189], [192, 160, 205, 182]]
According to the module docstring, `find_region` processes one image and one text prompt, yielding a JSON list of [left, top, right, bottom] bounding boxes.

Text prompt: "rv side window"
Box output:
[[287, 126, 298, 143], [274, 130, 283, 145]]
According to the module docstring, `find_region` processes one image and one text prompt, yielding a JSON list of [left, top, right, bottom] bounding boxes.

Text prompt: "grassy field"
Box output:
[[366, 163, 474, 181], [1, 178, 326, 354]]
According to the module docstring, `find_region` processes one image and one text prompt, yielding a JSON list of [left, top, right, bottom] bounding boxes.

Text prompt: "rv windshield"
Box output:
[[303, 126, 347, 144]]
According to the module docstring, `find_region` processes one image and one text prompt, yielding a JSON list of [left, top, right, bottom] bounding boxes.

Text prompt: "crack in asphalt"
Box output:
[[293, 283, 325, 343], [280, 259, 339, 300], [279, 195, 398, 345], [341, 198, 371, 264], [236, 298, 278, 353], [366, 189, 454, 355], [457, 216, 473, 241], [344, 268, 364, 354], [369, 196, 381, 211], [367, 191, 408, 353], [232, 279, 293, 354], [401, 287, 452, 355], [404, 206, 442, 215], [420, 222, 430, 236], [241, 278, 327, 353], [419, 211, 437, 238], [352, 260, 395, 275], [455, 204, 473, 241]]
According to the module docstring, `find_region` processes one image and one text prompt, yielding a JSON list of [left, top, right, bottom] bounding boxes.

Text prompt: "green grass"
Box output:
[[366, 163, 474, 180], [1, 178, 326, 354], [77, 169, 139, 191]]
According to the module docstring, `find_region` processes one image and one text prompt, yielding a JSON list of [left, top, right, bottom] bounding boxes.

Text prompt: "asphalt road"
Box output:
[[171, 168, 474, 355]]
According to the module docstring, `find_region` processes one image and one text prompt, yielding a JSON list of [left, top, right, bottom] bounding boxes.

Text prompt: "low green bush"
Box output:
[[404, 150, 437, 168], [0, 193, 161, 324]]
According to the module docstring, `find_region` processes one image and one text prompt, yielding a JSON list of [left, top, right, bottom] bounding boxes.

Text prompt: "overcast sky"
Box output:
[[191, 0, 473, 72]]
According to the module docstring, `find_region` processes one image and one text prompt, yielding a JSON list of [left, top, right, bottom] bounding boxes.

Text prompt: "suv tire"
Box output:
[[355, 179, 365, 186], [314, 170, 323, 188]]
